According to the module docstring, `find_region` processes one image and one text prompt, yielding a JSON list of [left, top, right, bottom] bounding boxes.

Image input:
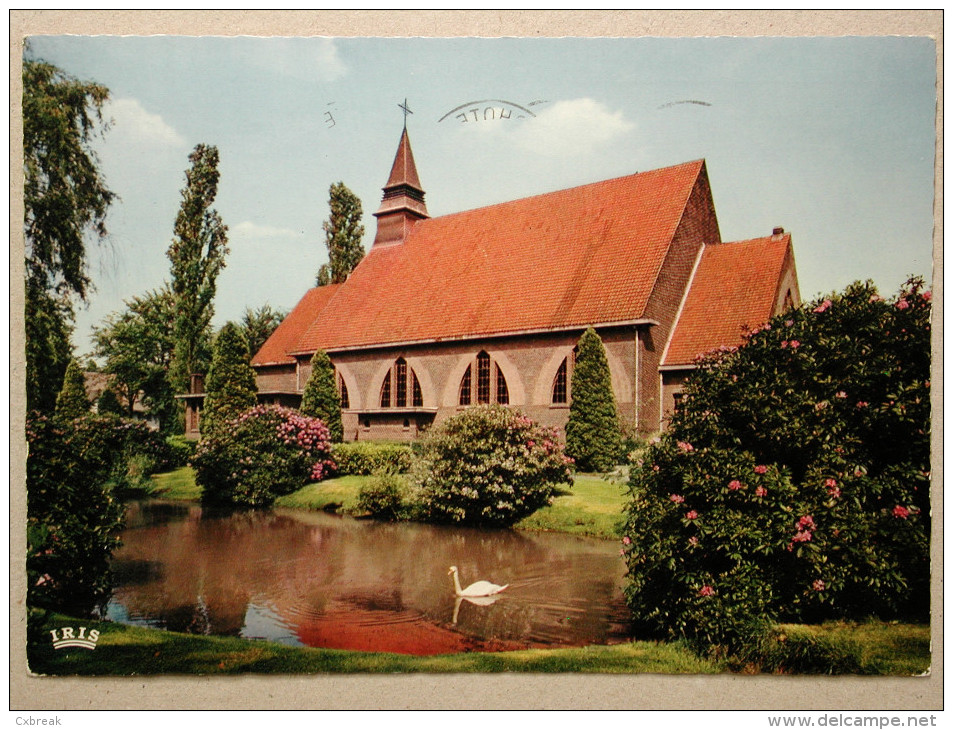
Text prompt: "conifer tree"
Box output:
[[54, 359, 89, 421], [564, 328, 624, 472], [300, 349, 343, 442], [201, 323, 257, 436], [96, 387, 124, 416]]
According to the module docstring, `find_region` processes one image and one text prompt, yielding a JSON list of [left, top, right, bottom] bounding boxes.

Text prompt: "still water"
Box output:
[[107, 500, 633, 655]]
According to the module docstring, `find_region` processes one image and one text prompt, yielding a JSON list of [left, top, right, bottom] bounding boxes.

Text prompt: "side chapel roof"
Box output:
[[662, 234, 795, 367]]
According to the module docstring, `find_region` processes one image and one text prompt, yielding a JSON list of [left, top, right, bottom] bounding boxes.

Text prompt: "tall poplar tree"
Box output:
[[167, 144, 229, 396], [565, 328, 625, 472], [316, 182, 365, 286], [23, 56, 114, 412]]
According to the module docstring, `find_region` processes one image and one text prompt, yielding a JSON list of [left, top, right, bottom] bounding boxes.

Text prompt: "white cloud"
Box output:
[[514, 98, 635, 156], [231, 221, 303, 239], [105, 98, 185, 148]]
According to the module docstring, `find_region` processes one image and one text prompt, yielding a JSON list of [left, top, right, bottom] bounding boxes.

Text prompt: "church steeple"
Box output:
[[373, 125, 429, 247]]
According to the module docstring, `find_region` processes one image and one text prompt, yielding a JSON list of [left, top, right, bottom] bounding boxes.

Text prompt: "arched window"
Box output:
[[552, 358, 568, 404], [379, 358, 425, 408], [412, 371, 423, 407], [477, 352, 491, 404], [339, 376, 350, 409], [395, 358, 408, 407], [459, 365, 472, 405], [459, 351, 509, 406]]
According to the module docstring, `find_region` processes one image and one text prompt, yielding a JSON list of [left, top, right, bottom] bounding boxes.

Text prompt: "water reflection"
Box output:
[[107, 500, 632, 655]]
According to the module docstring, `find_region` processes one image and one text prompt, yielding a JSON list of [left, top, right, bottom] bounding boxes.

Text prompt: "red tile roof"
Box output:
[[290, 160, 707, 354], [251, 284, 341, 365], [662, 235, 792, 366]]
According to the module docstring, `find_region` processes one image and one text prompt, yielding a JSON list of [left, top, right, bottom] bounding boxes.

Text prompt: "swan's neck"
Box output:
[[452, 570, 463, 596]]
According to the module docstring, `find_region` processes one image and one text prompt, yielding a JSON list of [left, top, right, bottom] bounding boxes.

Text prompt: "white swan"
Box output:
[[448, 565, 509, 597]]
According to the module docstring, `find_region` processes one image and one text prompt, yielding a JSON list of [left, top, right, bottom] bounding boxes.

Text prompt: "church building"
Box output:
[[183, 126, 800, 441]]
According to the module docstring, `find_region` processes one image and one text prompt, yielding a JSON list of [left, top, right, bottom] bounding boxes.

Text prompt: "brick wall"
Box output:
[[639, 165, 721, 434]]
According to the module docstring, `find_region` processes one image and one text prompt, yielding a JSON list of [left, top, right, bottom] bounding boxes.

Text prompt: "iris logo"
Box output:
[[49, 626, 100, 650]]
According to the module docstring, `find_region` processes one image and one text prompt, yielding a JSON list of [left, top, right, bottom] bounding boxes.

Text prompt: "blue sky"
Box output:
[[24, 35, 937, 358]]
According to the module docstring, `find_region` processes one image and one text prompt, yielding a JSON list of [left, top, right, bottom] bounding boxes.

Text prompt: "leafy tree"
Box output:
[[316, 182, 365, 286], [167, 144, 229, 396], [25, 281, 73, 413], [621, 279, 931, 660], [241, 304, 286, 358], [201, 322, 258, 436], [565, 328, 625, 472], [300, 349, 343, 442], [92, 287, 177, 427], [54, 359, 89, 421], [26, 413, 125, 617], [22, 57, 114, 412]]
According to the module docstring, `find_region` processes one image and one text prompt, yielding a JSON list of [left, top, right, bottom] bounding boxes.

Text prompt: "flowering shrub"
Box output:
[[621, 279, 931, 659], [193, 405, 335, 509], [26, 413, 125, 617], [415, 404, 574, 527]]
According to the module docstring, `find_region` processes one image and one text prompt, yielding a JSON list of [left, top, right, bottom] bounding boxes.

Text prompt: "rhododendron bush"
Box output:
[[622, 278, 931, 657], [194, 405, 335, 508], [416, 404, 574, 527]]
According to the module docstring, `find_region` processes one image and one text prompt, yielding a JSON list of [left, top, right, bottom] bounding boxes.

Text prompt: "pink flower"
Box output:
[[619, 549, 626, 557], [870, 294, 883, 303], [677, 441, 694, 452], [755, 486, 768, 497], [621, 536, 631, 545], [813, 299, 832, 314], [789, 340, 800, 349], [835, 391, 847, 399], [763, 324, 771, 330], [812, 579, 826, 592], [923, 291, 932, 302], [728, 479, 743, 491], [754, 465, 768, 475], [688, 536, 699, 546], [785, 319, 795, 327], [781, 340, 788, 349], [670, 494, 685, 504], [686, 510, 698, 520], [526, 440, 536, 448], [798, 515, 816, 530], [892, 505, 910, 519], [825, 478, 838, 488], [792, 530, 812, 543], [699, 585, 715, 597], [896, 298, 910, 310], [856, 401, 869, 409]]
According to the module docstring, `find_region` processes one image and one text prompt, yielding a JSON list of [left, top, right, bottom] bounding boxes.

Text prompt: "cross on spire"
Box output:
[[398, 98, 413, 128]]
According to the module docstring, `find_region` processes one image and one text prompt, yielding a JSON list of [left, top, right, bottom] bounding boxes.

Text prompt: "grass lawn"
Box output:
[[150, 467, 627, 539], [27, 611, 929, 676]]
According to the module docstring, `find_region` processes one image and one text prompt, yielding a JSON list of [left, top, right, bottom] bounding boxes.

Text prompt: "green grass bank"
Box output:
[[151, 467, 627, 539]]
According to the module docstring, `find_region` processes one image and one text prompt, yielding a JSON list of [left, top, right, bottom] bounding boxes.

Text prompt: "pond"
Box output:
[[106, 500, 633, 655]]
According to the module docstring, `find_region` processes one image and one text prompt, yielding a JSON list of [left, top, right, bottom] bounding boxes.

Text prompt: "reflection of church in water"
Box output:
[[183, 122, 800, 441]]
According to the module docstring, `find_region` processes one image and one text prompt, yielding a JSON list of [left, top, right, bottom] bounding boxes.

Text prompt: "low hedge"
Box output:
[[330, 441, 414, 475]]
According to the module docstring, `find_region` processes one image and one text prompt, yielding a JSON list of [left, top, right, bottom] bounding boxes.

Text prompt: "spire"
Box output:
[[373, 123, 429, 247]]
